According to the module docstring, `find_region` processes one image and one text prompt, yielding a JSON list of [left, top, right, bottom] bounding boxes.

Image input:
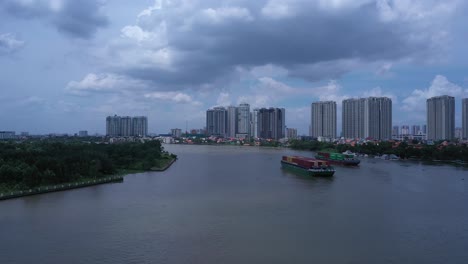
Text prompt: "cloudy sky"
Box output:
[[1, 0, 468, 135]]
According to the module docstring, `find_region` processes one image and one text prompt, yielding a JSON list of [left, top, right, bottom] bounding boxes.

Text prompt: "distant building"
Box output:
[[342, 97, 392, 140], [78, 131, 88, 137], [257, 108, 286, 140], [463, 98, 468, 139], [106, 115, 148, 137], [422, 124, 427, 135], [411, 125, 420, 135], [455, 127, 462, 140], [227, 106, 237, 138], [171, 128, 182, 138], [286, 128, 298, 140], [0, 131, 15, 140], [392, 126, 399, 138], [20, 132, 29, 137], [311, 101, 336, 139], [251, 108, 259, 138], [427, 95, 455, 140], [401, 125, 410, 135], [206, 107, 227, 137], [236, 103, 250, 138]]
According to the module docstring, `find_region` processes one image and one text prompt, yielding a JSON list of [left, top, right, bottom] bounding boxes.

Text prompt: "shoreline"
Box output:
[[0, 158, 177, 201]]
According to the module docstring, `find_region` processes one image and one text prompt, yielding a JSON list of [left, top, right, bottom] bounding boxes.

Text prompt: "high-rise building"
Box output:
[[427, 95, 455, 140], [132, 116, 148, 137], [411, 125, 421, 135], [206, 107, 228, 137], [0, 131, 15, 140], [342, 97, 392, 140], [251, 108, 259, 138], [237, 103, 250, 138], [286, 128, 298, 139], [422, 124, 427, 135], [106, 115, 148, 137], [171, 128, 182, 138], [401, 125, 410, 135], [227, 106, 237, 138], [364, 97, 392, 140], [455, 127, 462, 140], [463, 98, 468, 139], [78, 131, 88, 137], [392, 126, 399, 137], [257, 108, 286, 140], [311, 101, 336, 139], [342, 98, 366, 139]]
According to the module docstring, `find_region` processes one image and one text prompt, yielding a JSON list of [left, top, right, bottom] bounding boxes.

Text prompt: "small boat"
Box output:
[[316, 152, 360, 166], [281, 156, 335, 177]]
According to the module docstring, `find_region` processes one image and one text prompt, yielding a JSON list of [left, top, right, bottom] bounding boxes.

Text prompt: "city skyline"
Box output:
[[1, 1, 468, 135]]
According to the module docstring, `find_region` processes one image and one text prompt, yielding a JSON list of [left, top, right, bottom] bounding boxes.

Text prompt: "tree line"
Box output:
[[0, 140, 173, 191], [289, 140, 468, 161]]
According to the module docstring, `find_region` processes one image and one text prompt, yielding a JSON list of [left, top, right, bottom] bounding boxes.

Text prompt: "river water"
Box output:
[[1, 145, 467, 264]]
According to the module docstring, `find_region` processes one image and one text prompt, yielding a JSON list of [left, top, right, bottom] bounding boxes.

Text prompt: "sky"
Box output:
[[1, 0, 468, 135]]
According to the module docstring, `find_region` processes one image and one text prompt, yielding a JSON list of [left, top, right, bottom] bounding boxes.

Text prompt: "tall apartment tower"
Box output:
[[106, 115, 148, 137], [227, 106, 237, 138], [257, 108, 286, 140], [463, 98, 468, 139], [237, 103, 251, 138], [342, 98, 366, 139], [206, 107, 228, 137], [342, 97, 392, 140], [251, 108, 259, 138], [427, 95, 455, 140], [132, 116, 148, 137], [311, 101, 337, 139], [364, 97, 392, 140]]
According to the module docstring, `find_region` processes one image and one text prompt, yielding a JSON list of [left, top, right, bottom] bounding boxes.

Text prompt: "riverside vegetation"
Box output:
[[289, 140, 468, 162], [0, 140, 176, 193]]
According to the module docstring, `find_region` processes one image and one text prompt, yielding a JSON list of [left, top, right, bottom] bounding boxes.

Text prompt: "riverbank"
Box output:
[[0, 176, 123, 201], [0, 157, 177, 201]]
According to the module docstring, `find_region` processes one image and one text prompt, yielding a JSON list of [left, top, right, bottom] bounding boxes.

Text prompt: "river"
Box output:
[[1, 144, 467, 264]]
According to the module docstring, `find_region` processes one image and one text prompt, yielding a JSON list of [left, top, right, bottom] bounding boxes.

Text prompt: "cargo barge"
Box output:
[[316, 152, 360, 166], [281, 156, 335, 177]]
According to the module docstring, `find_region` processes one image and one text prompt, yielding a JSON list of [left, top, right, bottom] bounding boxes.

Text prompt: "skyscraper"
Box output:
[[132, 116, 148, 137], [427, 95, 455, 140], [311, 101, 336, 139], [251, 108, 259, 138], [342, 98, 366, 139], [106, 115, 148, 137], [227, 106, 237, 138], [463, 98, 468, 139], [411, 125, 421, 135], [237, 103, 250, 138], [206, 107, 228, 137], [257, 108, 286, 140], [392, 126, 399, 138], [364, 97, 392, 140], [342, 97, 392, 140]]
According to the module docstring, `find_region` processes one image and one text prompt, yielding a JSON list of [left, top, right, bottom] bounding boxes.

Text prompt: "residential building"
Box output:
[[463, 98, 468, 139], [401, 125, 410, 135], [392, 126, 399, 138], [237, 103, 250, 138], [286, 128, 298, 139], [411, 125, 420, 135], [342, 97, 392, 140], [106, 115, 148, 137], [311, 101, 336, 139], [206, 107, 228, 137], [0, 131, 15, 140], [227, 106, 237, 138], [251, 108, 259, 138], [171, 128, 182, 138], [427, 95, 455, 140], [455, 127, 462, 140], [257, 108, 286, 140], [78, 131, 88, 137], [342, 98, 366, 139]]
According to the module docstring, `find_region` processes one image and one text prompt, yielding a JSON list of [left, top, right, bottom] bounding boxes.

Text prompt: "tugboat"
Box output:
[[315, 152, 360, 166], [281, 156, 335, 177]]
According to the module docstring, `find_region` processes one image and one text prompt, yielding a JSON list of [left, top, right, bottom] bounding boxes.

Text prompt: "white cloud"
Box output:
[[216, 92, 232, 106], [362, 86, 397, 103], [201, 7, 253, 24], [66, 73, 148, 96], [145, 91, 200, 105], [261, 0, 295, 19], [0, 33, 25, 54], [402, 75, 467, 112]]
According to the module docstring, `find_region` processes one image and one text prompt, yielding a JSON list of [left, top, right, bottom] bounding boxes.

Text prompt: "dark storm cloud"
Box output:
[[111, 0, 442, 89], [0, 0, 108, 39]]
